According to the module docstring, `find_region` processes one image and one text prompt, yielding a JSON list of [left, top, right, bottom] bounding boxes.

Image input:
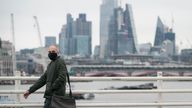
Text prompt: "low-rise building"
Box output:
[[0, 39, 13, 76], [180, 49, 192, 63]]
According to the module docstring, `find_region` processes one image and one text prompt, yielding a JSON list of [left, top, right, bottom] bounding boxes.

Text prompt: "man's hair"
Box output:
[[48, 45, 59, 53]]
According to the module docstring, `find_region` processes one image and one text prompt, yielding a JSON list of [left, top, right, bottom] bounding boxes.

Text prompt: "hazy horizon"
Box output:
[[0, 0, 192, 52]]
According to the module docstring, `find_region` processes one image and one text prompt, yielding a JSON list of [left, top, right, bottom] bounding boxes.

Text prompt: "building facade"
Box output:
[[59, 14, 75, 56], [180, 49, 192, 63], [0, 39, 13, 76], [154, 17, 167, 46], [93, 45, 100, 59], [59, 14, 92, 58], [139, 43, 152, 55], [45, 36, 56, 47], [75, 35, 90, 57], [164, 29, 176, 54], [153, 17, 176, 56], [161, 40, 174, 57], [108, 4, 138, 57], [100, 0, 118, 58]]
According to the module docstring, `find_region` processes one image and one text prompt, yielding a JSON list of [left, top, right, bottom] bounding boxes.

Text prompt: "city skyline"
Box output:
[[0, 0, 192, 51]]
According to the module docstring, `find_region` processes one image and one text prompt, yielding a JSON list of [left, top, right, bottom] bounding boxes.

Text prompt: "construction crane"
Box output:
[[10, 13, 16, 76], [119, 0, 122, 7], [33, 16, 47, 70], [171, 14, 174, 32], [186, 37, 192, 48], [33, 16, 43, 47]]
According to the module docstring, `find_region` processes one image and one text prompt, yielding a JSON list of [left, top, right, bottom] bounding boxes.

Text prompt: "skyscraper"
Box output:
[[153, 17, 176, 55], [73, 14, 92, 57], [59, 13, 92, 57], [123, 4, 138, 53], [59, 25, 67, 55], [108, 4, 138, 56], [59, 14, 75, 56], [45, 36, 56, 47], [154, 17, 167, 46], [164, 29, 176, 54], [100, 0, 118, 58]]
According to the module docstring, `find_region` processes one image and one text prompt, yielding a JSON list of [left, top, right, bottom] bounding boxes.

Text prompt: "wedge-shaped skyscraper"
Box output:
[[108, 4, 138, 56]]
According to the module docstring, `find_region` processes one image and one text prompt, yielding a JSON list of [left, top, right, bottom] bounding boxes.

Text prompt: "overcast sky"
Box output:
[[0, 0, 192, 51]]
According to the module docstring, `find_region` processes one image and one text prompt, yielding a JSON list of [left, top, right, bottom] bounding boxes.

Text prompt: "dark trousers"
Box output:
[[44, 98, 52, 108]]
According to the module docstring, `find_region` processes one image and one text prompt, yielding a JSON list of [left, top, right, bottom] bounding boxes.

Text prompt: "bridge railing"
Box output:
[[0, 71, 192, 108]]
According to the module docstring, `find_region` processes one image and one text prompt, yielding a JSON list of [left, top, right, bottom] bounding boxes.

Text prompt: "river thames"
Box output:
[[0, 80, 192, 108]]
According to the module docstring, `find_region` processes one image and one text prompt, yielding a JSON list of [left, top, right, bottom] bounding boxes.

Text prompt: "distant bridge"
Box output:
[[68, 65, 192, 71], [67, 65, 192, 76]]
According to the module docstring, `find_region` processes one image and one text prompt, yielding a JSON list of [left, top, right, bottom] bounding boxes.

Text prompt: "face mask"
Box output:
[[48, 52, 58, 61]]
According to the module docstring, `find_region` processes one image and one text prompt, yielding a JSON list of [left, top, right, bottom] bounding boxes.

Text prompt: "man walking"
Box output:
[[23, 45, 67, 108]]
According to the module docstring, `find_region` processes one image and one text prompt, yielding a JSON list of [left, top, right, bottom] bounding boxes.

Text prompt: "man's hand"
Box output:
[[23, 90, 30, 99]]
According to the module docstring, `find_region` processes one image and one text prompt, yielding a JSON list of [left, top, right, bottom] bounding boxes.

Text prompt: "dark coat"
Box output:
[[28, 57, 67, 98]]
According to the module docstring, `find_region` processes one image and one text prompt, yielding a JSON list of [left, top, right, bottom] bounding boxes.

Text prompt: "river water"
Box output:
[[0, 80, 192, 108]]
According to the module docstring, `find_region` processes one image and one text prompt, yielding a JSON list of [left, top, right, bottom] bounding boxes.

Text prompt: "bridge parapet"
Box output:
[[0, 71, 192, 107]]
